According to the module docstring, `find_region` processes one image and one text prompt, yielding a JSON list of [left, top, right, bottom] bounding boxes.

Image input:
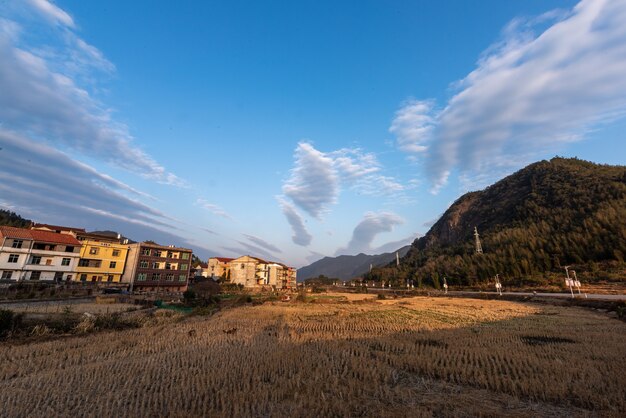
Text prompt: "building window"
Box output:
[[152, 262, 161, 269], [8, 254, 19, 263], [66, 246, 74, 253], [89, 247, 99, 255], [179, 274, 187, 282], [109, 261, 117, 268], [166, 273, 174, 281], [30, 256, 42, 265], [30, 271, 41, 280], [80, 274, 87, 281], [180, 264, 188, 271], [92, 275, 97, 281], [172, 253, 179, 259], [181, 253, 189, 260], [107, 275, 113, 282], [165, 262, 172, 270], [142, 249, 151, 256], [167, 251, 173, 258], [112, 250, 121, 257], [241, 263, 245, 269], [151, 273, 161, 281], [1, 271, 13, 279], [11, 240, 23, 249], [67, 275, 72, 281], [79, 259, 89, 267], [61, 258, 71, 266], [153, 250, 162, 257], [139, 260, 149, 268], [137, 273, 147, 281]]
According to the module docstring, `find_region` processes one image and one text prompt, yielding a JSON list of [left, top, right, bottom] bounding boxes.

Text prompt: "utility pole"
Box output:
[[396, 252, 400, 266], [494, 274, 502, 296], [474, 227, 483, 254], [564, 266, 574, 298]]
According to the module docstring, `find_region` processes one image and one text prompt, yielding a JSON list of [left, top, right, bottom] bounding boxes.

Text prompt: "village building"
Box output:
[[207, 257, 233, 280], [0, 226, 81, 281], [227, 255, 297, 289], [31, 224, 131, 285], [74, 232, 130, 284], [122, 242, 193, 292]]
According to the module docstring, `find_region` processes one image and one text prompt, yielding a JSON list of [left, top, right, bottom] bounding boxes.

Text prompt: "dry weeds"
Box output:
[[0, 297, 624, 417]]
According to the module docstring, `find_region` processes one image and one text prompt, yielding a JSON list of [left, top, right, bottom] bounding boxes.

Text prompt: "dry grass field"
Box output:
[[0, 296, 624, 417], [5, 302, 138, 314]]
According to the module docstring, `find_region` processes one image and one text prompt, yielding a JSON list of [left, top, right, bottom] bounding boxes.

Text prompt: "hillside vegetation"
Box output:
[[0, 209, 31, 228], [370, 158, 626, 287]]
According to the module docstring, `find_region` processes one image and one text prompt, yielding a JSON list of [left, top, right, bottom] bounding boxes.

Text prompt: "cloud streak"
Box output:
[[391, 0, 626, 190], [0, 129, 194, 249], [196, 199, 233, 220], [278, 198, 312, 247], [336, 211, 404, 256], [0, 3, 182, 185]]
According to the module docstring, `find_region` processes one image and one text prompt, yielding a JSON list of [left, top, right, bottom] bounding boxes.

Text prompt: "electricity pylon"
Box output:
[[474, 226, 483, 254]]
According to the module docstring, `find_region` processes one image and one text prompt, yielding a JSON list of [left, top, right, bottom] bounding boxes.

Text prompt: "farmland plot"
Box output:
[[0, 297, 624, 417]]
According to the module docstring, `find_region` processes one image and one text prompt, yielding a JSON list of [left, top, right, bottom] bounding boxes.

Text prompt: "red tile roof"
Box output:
[[214, 257, 234, 263], [31, 223, 86, 233], [0, 226, 81, 245]]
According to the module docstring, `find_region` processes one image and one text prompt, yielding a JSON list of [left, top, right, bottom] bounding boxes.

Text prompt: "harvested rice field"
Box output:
[[0, 296, 624, 417]]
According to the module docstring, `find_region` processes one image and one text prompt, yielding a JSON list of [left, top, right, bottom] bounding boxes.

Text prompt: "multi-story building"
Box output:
[[122, 242, 193, 292], [75, 233, 130, 284], [207, 257, 233, 280], [228, 255, 297, 289], [0, 226, 81, 281]]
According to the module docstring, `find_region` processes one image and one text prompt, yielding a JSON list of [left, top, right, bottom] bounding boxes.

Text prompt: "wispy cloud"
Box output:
[[335, 211, 404, 256], [277, 198, 312, 247], [196, 198, 233, 220], [0, 2, 182, 186], [391, 0, 626, 191], [0, 129, 192, 247], [27, 0, 74, 28], [242, 234, 282, 254]]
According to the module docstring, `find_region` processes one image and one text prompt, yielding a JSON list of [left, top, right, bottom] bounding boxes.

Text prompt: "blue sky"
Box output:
[[1, 0, 625, 267]]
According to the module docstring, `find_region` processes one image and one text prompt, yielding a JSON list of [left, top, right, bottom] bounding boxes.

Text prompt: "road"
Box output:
[[446, 290, 626, 301]]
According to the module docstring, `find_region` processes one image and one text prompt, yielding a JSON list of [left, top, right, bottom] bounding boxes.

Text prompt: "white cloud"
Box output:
[[28, 0, 74, 28], [336, 211, 404, 256], [196, 199, 233, 220], [282, 142, 405, 219], [389, 99, 436, 153], [392, 0, 626, 190], [0, 6, 182, 186], [282, 142, 339, 219], [278, 198, 313, 247]]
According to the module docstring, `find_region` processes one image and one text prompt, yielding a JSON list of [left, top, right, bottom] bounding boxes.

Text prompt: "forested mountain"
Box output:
[[0, 209, 31, 228], [367, 158, 626, 287], [298, 246, 411, 281]]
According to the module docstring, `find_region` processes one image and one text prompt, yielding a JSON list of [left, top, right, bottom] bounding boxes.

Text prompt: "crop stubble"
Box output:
[[0, 297, 624, 417]]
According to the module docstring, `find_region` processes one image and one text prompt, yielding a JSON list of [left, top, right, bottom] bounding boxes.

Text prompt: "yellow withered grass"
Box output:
[[0, 297, 624, 417]]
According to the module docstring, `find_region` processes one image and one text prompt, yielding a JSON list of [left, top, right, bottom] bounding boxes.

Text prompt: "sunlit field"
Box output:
[[0, 296, 624, 417]]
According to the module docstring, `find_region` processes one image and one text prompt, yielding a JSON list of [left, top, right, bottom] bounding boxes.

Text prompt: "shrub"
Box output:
[[0, 309, 23, 337]]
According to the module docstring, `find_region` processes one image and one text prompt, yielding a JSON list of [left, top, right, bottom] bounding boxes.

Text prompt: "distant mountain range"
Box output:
[[297, 246, 411, 282], [382, 157, 626, 286]]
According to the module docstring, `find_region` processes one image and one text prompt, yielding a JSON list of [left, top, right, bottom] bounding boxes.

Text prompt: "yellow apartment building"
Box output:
[[75, 233, 130, 284]]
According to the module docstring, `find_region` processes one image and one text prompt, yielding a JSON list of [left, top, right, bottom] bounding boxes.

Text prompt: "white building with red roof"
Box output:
[[0, 226, 81, 282]]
